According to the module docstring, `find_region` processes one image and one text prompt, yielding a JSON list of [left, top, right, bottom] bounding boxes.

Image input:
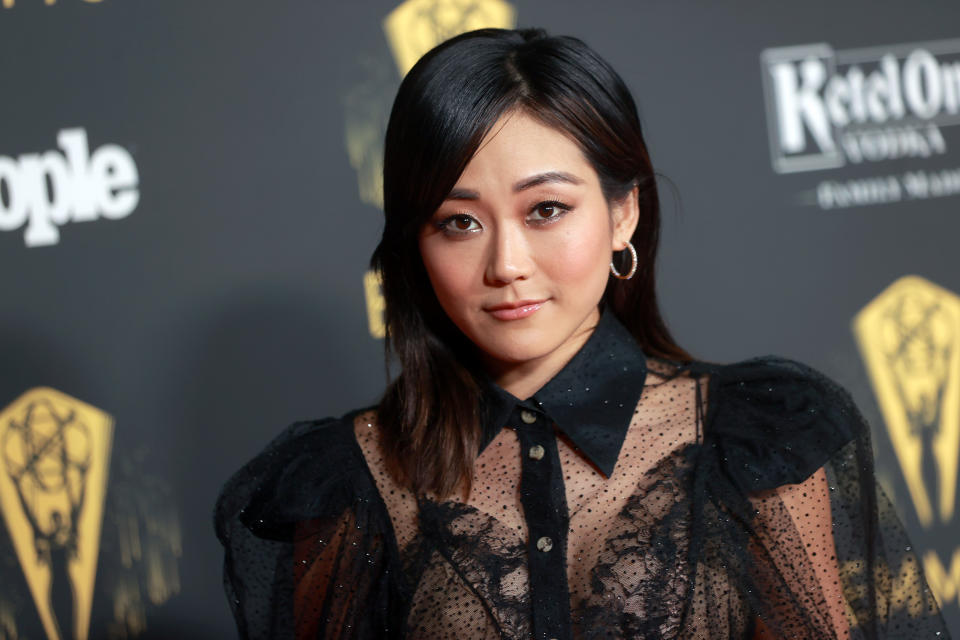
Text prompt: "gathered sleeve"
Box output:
[[213, 414, 407, 639], [699, 356, 949, 639]]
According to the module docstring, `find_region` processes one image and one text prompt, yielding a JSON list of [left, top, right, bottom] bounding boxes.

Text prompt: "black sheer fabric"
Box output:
[[214, 312, 949, 639]]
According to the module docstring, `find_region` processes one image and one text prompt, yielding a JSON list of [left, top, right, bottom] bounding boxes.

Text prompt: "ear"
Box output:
[[609, 184, 640, 251]]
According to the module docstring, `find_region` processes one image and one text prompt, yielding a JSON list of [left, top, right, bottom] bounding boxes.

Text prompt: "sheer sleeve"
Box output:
[[702, 356, 949, 639], [213, 412, 407, 639]]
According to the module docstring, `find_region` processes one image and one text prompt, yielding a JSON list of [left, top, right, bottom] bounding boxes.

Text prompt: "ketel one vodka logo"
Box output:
[[761, 39, 960, 173], [853, 276, 960, 530], [0, 388, 114, 640]]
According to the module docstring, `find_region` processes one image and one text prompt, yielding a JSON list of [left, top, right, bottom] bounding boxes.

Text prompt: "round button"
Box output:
[[520, 409, 537, 424], [536, 536, 553, 552], [528, 444, 545, 460]]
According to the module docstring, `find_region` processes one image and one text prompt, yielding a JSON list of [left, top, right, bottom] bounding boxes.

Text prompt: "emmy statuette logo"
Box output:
[[383, 0, 516, 76], [853, 274, 960, 607], [364, 269, 387, 339], [0, 388, 113, 640]]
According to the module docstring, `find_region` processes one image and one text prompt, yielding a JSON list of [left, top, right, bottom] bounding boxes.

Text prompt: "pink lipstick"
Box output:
[[484, 299, 547, 321]]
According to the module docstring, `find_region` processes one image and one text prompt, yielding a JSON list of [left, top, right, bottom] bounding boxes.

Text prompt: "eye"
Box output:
[[527, 199, 572, 225], [436, 214, 482, 236]]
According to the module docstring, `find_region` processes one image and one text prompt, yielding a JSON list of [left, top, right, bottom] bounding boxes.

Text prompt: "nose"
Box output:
[[484, 224, 535, 285]]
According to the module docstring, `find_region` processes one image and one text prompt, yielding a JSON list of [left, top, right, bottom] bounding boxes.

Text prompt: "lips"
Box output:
[[483, 299, 548, 321]]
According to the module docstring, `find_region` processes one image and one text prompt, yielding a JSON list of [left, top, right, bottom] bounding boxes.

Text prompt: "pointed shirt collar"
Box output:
[[478, 309, 648, 478]]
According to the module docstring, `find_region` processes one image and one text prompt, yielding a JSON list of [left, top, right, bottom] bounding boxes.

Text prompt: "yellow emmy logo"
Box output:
[[364, 269, 387, 339], [853, 275, 960, 530], [343, 60, 392, 210], [383, 0, 517, 76], [0, 388, 113, 640], [924, 548, 960, 607]]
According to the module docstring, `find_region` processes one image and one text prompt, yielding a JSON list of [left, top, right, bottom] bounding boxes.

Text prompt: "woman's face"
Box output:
[[418, 109, 639, 378]]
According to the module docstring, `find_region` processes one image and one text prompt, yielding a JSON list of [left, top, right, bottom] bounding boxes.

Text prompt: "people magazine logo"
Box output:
[[761, 38, 960, 209], [0, 128, 140, 248]]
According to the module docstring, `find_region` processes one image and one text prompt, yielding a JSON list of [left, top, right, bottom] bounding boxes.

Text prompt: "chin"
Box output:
[[473, 333, 558, 366]]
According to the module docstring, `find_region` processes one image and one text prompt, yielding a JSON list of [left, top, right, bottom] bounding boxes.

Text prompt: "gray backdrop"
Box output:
[[1, 1, 958, 637]]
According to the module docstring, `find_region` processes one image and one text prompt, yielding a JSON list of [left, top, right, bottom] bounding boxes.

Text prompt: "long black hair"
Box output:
[[370, 27, 690, 500]]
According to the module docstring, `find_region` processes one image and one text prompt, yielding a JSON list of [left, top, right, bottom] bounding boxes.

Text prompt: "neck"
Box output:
[[482, 307, 601, 400]]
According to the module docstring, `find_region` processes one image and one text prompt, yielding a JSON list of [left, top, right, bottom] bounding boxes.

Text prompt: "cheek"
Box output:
[[539, 214, 611, 288], [418, 237, 481, 306]]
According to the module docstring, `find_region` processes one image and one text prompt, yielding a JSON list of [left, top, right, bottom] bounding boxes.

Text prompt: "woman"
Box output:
[[214, 27, 949, 639]]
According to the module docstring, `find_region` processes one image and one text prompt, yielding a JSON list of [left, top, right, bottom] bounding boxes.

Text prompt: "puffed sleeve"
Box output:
[[701, 356, 949, 639], [213, 413, 407, 639]]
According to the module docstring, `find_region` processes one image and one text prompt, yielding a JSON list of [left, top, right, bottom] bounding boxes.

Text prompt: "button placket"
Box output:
[[513, 406, 573, 640]]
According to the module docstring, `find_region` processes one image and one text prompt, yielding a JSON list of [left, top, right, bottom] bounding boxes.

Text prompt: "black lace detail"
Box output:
[[214, 357, 950, 638], [574, 447, 697, 639], [408, 499, 531, 638]]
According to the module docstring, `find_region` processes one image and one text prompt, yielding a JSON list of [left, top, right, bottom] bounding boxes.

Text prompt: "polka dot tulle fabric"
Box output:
[[215, 315, 949, 639]]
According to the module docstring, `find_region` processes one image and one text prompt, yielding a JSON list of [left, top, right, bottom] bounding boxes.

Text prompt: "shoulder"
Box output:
[[213, 406, 380, 543], [702, 354, 861, 421], [691, 355, 865, 491]]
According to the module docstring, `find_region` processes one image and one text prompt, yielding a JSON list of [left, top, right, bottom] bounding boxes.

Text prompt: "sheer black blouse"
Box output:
[[214, 311, 949, 638]]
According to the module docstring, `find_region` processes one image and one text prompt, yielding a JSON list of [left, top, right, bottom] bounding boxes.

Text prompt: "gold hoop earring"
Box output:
[[609, 240, 637, 280]]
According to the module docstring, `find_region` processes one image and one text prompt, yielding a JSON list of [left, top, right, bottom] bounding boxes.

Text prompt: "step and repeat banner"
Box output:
[[1, 1, 958, 638]]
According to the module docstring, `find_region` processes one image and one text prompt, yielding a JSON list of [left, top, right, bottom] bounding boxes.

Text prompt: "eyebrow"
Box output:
[[445, 171, 584, 201]]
